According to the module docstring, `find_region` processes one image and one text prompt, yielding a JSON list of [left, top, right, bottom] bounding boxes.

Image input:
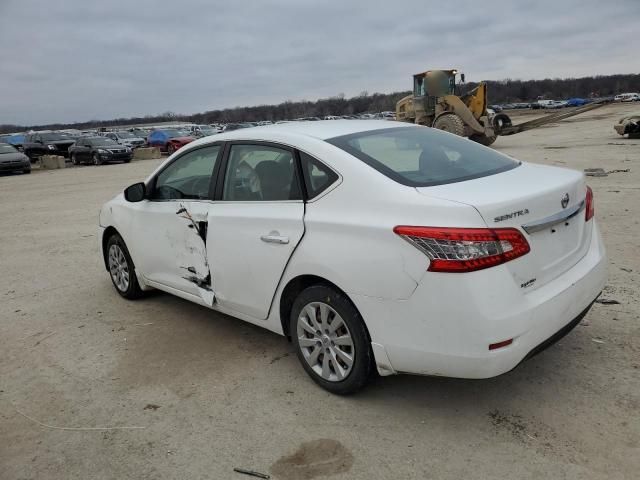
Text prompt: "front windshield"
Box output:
[[164, 129, 190, 138], [89, 137, 118, 146], [116, 131, 136, 139], [0, 144, 17, 154], [41, 133, 70, 142]]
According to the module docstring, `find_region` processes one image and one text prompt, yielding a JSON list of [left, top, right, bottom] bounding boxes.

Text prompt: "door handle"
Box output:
[[260, 233, 289, 244]]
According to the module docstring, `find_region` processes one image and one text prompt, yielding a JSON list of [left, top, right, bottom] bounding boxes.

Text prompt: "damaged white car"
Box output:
[[99, 121, 607, 394]]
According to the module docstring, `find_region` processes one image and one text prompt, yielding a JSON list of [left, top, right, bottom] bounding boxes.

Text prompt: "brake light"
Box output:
[[393, 226, 530, 273], [585, 186, 594, 221]]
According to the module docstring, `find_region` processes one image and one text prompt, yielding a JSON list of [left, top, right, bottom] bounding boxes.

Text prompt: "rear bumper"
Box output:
[[353, 221, 608, 378]]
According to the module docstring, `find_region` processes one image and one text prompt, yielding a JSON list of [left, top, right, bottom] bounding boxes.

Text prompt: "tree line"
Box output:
[[2, 73, 638, 134]]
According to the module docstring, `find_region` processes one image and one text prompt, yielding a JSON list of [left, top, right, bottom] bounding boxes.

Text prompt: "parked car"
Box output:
[[539, 100, 566, 109], [489, 104, 504, 112], [614, 93, 640, 102], [223, 123, 254, 132], [147, 129, 195, 154], [68, 136, 132, 165], [189, 125, 218, 138], [99, 120, 606, 394], [104, 131, 146, 148], [23, 132, 75, 161], [0, 143, 31, 174]]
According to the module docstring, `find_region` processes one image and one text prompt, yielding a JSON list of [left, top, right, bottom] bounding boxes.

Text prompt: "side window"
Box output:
[[222, 144, 301, 201], [299, 151, 338, 199], [151, 145, 220, 201]]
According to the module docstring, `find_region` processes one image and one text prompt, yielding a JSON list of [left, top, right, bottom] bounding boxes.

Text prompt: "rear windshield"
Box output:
[[327, 126, 519, 187]]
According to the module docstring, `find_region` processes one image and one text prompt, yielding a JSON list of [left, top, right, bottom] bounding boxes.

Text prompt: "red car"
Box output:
[[147, 129, 195, 154]]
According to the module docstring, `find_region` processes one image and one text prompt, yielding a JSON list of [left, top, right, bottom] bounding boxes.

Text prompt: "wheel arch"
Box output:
[[278, 274, 371, 345], [101, 226, 121, 271]]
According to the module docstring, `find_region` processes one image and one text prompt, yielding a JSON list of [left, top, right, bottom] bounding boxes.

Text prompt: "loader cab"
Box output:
[[413, 70, 458, 98], [413, 70, 459, 117]]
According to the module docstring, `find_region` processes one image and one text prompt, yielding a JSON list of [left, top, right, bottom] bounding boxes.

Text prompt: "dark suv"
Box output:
[[23, 132, 76, 161]]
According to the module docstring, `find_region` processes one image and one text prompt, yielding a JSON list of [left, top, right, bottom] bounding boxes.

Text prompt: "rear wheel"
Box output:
[[71, 153, 79, 165], [106, 233, 144, 299], [290, 285, 373, 394], [433, 113, 465, 136]]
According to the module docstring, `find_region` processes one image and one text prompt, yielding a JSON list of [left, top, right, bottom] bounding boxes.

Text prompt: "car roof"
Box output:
[[210, 120, 410, 143]]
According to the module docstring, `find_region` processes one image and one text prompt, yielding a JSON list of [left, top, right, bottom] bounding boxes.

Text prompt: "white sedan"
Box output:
[[99, 121, 607, 394]]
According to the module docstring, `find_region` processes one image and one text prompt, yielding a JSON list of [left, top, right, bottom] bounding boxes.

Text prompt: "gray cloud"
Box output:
[[1, 0, 638, 125]]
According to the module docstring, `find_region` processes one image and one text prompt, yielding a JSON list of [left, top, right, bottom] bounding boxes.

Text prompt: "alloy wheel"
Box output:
[[296, 302, 355, 382], [108, 244, 130, 292]]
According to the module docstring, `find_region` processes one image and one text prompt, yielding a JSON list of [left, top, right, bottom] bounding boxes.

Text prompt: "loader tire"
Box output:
[[470, 134, 497, 146], [433, 113, 465, 137], [492, 113, 512, 134]]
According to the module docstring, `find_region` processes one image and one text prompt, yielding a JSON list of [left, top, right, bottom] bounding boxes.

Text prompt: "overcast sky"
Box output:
[[1, 0, 638, 125]]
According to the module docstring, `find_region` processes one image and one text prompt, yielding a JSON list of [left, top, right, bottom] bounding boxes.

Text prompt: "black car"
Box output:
[[0, 143, 31, 174], [68, 137, 133, 165], [22, 132, 76, 161]]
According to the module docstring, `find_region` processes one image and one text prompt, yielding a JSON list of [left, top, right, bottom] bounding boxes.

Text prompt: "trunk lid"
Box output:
[[416, 162, 592, 290]]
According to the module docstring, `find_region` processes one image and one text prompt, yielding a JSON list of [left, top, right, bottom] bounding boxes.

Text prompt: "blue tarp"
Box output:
[[148, 130, 170, 146], [566, 98, 589, 107], [6, 134, 25, 145]]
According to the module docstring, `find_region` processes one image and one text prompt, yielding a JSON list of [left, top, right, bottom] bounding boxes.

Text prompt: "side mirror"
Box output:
[[124, 182, 146, 202]]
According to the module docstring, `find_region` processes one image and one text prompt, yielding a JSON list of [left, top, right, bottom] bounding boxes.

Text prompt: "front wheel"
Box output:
[[106, 234, 144, 299], [433, 113, 466, 136], [290, 285, 373, 394], [71, 153, 79, 165], [93, 153, 103, 166], [167, 143, 175, 155]]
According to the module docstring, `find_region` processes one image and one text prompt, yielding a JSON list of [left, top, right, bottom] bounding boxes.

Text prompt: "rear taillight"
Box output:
[[585, 186, 594, 221], [393, 226, 530, 273]]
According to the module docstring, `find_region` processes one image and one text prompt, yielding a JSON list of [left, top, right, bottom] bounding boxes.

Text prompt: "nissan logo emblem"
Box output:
[[561, 193, 570, 209]]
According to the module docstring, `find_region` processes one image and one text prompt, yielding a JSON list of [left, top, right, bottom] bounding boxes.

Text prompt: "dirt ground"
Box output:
[[1, 103, 638, 480]]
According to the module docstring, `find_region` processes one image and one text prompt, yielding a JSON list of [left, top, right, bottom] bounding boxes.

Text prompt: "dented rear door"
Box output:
[[206, 142, 305, 320], [206, 202, 304, 319]]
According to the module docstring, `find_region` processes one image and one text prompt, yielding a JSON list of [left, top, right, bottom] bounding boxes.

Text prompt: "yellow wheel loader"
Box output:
[[396, 69, 609, 145]]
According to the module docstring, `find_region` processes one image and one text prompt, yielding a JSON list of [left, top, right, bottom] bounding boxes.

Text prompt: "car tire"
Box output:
[[106, 233, 144, 300], [124, 158, 131, 163], [167, 144, 175, 155], [93, 153, 103, 166], [23, 169, 31, 174], [290, 285, 373, 394], [71, 153, 79, 165]]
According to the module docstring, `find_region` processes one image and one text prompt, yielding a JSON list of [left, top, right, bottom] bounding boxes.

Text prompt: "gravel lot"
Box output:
[[1, 103, 639, 480]]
